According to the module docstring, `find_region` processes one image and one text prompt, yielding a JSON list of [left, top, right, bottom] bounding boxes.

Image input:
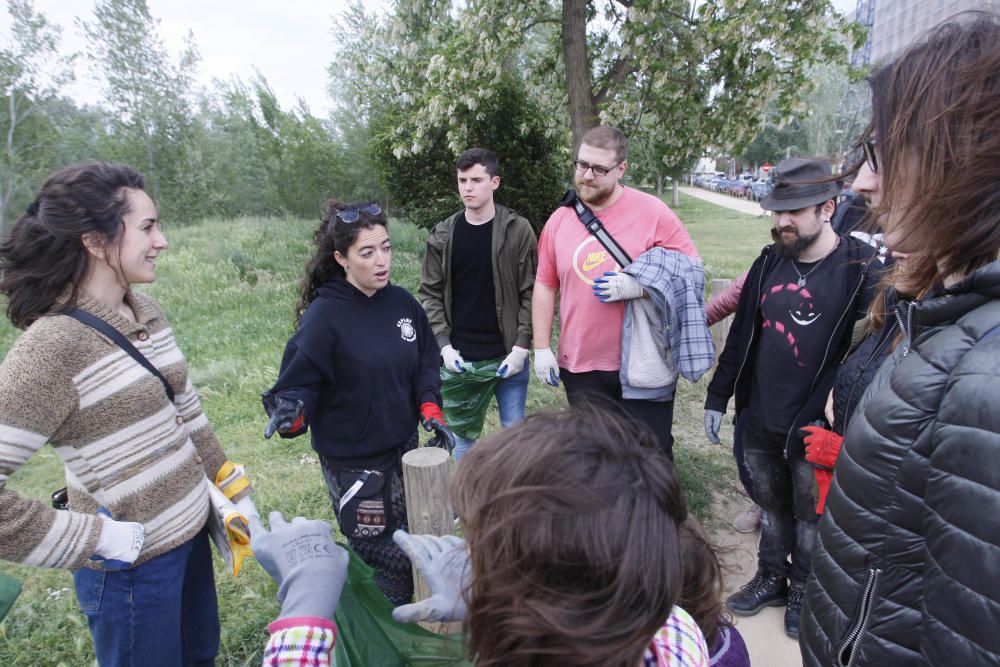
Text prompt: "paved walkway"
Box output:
[[709, 493, 803, 667], [679, 186, 767, 217]]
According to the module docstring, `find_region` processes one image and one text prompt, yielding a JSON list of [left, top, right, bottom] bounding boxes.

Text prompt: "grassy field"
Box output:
[[0, 192, 771, 666]]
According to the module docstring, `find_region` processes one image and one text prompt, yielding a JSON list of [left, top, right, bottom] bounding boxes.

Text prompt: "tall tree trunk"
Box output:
[[562, 0, 598, 152], [672, 179, 680, 208], [657, 174, 664, 197]]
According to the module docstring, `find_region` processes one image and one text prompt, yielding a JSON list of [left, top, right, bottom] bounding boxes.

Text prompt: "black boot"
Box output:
[[726, 569, 788, 616], [784, 584, 805, 639]]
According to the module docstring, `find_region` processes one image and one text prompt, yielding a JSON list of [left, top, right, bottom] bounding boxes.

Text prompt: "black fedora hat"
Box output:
[[760, 158, 841, 211]]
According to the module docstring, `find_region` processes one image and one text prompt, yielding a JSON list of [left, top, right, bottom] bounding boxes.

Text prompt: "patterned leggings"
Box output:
[[319, 446, 414, 606]]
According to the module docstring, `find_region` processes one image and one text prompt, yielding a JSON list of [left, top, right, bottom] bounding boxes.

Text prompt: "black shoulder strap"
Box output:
[[64, 308, 175, 403], [560, 189, 633, 268]]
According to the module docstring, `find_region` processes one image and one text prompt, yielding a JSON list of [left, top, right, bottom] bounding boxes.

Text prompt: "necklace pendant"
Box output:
[[797, 276, 806, 288]]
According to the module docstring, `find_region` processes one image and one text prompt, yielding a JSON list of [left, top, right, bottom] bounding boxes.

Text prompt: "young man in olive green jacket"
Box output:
[[418, 148, 538, 460]]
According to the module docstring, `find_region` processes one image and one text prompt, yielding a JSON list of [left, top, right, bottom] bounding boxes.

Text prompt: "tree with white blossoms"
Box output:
[[332, 0, 566, 229], [334, 0, 862, 207]]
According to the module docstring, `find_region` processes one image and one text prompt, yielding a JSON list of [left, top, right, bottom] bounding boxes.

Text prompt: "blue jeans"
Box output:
[[453, 364, 529, 461], [74, 526, 219, 667]]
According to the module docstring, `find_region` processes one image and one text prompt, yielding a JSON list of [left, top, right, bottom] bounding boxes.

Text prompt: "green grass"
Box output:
[[0, 193, 767, 665]]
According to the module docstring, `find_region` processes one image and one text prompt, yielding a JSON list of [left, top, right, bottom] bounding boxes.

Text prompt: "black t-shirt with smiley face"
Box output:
[[748, 246, 852, 434]]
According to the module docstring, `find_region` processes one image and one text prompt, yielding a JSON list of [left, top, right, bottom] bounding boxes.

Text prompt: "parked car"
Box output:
[[749, 179, 772, 201], [728, 180, 749, 198]]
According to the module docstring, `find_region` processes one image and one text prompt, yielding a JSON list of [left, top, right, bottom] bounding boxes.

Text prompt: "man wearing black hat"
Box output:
[[703, 158, 881, 638]]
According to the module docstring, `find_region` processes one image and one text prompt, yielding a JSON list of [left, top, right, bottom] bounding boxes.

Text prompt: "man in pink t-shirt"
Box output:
[[531, 125, 698, 458]]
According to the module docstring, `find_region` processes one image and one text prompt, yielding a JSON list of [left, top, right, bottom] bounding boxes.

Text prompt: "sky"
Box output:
[[2, 0, 858, 118], [0, 0, 389, 117]]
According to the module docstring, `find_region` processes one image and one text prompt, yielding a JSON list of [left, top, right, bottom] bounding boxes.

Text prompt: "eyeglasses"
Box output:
[[573, 160, 621, 178], [336, 203, 382, 223], [862, 138, 878, 174]]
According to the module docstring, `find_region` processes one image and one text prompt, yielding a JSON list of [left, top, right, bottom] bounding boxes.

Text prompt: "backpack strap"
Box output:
[[560, 189, 633, 268], [64, 307, 175, 403]]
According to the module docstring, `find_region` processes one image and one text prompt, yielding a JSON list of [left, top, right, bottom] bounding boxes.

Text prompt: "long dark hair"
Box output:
[[294, 199, 388, 327], [868, 13, 1000, 287], [0, 161, 145, 329], [453, 407, 687, 667]]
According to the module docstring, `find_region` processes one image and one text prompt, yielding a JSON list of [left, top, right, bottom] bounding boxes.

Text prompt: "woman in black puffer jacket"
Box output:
[[800, 16, 1000, 667]]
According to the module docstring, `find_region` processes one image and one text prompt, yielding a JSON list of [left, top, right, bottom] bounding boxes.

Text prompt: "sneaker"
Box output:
[[784, 584, 805, 639], [726, 569, 788, 616], [732, 504, 762, 533]]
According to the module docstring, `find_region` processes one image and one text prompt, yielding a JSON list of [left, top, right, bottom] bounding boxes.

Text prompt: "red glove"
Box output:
[[419, 403, 456, 454], [814, 468, 833, 514], [800, 425, 843, 470], [419, 402, 445, 426]]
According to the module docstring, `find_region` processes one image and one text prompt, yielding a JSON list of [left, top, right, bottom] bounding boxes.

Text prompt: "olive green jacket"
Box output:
[[419, 204, 537, 352]]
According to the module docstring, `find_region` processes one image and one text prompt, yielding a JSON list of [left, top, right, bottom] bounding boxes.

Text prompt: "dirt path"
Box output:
[[708, 492, 803, 666], [679, 186, 768, 217]]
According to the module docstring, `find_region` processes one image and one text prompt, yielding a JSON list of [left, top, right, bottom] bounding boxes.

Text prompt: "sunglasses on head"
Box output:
[[336, 203, 382, 223]]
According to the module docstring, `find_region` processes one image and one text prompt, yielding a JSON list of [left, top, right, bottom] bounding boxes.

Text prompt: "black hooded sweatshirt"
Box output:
[[263, 278, 441, 461]]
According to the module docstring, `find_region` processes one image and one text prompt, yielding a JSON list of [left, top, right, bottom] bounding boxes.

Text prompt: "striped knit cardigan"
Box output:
[[0, 290, 248, 570]]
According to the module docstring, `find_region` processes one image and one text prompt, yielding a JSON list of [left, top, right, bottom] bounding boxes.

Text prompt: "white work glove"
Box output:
[[497, 346, 529, 378], [391, 531, 470, 624], [441, 344, 467, 373], [704, 409, 724, 445], [92, 509, 145, 570], [592, 271, 644, 302], [533, 347, 560, 387]]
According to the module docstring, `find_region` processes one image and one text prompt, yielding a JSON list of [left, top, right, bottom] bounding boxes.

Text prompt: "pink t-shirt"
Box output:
[[536, 186, 697, 373]]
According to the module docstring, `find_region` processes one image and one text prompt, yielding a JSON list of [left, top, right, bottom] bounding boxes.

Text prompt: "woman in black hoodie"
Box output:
[[262, 201, 454, 605]]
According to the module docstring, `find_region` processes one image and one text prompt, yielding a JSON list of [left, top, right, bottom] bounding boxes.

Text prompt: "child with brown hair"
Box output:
[[678, 521, 751, 667]]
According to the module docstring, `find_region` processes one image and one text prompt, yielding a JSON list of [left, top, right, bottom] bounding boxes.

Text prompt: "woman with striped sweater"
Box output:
[[0, 162, 254, 666]]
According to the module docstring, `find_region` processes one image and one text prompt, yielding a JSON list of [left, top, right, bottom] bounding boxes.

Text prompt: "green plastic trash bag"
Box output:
[[334, 548, 471, 666], [440, 359, 503, 441], [0, 572, 20, 622]]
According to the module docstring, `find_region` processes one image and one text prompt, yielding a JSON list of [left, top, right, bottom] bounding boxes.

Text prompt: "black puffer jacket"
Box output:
[[801, 259, 1000, 666], [830, 291, 899, 435]]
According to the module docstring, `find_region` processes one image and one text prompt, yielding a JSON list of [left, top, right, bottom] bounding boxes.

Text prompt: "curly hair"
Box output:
[[0, 161, 145, 329], [452, 407, 688, 667], [294, 199, 387, 327]]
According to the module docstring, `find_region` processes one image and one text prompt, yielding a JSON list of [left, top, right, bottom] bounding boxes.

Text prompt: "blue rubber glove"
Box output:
[[533, 348, 560, 386], [497, 346, 529, 378], [592, 272, 644, 302], [441, 345, 467, 373]]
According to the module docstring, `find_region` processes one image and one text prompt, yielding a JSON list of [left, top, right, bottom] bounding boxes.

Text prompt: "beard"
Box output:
[[576, 176, 617, 207], [772, 226, 822, 260]]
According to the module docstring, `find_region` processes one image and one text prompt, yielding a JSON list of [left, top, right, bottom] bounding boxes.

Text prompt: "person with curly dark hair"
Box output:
[[0, 161, 255, 665], [262, 201, 454, 606]]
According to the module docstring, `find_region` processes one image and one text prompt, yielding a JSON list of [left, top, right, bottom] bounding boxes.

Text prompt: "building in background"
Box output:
[[853, 0, 1000, 65]]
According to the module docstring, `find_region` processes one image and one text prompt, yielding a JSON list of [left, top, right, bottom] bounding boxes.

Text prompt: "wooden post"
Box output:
[[710, 278, 735, 364], [402, 447, 454, 603]]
